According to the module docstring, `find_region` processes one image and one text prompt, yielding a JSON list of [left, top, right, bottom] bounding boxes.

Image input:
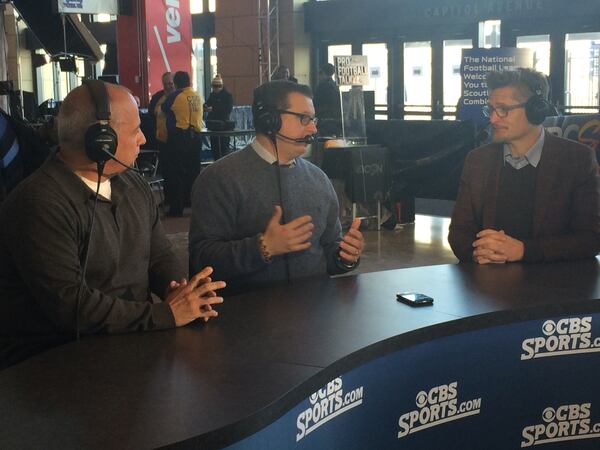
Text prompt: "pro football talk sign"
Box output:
[[334, 56, 369, 87]]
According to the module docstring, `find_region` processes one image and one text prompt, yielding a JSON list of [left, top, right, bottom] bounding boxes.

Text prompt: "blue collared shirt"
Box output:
[[503, 128, 545, 170]]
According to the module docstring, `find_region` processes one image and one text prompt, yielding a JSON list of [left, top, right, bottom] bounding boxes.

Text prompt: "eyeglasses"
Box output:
[[482, 102, 527, 118], [277, 110, 318, 126]]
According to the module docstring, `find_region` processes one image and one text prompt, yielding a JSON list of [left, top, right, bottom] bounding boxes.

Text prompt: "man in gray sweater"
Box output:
[[189, 81, 364, 291]]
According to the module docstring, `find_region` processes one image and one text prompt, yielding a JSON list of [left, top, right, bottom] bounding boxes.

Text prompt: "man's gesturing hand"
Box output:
[[339, 218, 364, 264], [262, 205, 314, 257], [166, 266, 225, 326]]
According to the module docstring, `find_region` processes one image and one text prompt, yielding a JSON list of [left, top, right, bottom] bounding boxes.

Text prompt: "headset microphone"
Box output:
[[101, 148, 141, 172], [276, 133, 318, 144]]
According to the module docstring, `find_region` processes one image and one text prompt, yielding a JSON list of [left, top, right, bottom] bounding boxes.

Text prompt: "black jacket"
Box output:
[[0, 154, 185, 368], [205, 88, 234, 122]]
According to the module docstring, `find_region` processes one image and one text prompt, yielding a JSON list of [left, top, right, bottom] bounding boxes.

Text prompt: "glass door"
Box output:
[[516, 35, 551, 75], [403, 41, 432, 120], [564, 32, 600, 113], [362, 42, 388, 119], [192, 38, 205, 96], [443, 39, 472, 119]]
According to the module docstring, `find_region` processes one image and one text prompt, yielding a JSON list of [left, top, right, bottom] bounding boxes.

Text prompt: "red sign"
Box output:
[[145, 0, 193, 98], [117, 0, 193, 105]]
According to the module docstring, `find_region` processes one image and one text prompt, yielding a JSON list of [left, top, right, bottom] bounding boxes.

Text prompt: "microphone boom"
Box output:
[[276, 133, 332, 144], [102, 149, 141, 172]]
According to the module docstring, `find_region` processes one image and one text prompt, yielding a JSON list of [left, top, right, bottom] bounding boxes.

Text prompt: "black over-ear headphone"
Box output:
[[252, 85, 281, 136], [83, 79, 118, 164], [524, 81, 552, 126]]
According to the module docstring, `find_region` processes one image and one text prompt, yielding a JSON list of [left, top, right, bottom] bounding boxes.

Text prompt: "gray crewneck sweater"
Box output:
[[189, 144, 354, 290]]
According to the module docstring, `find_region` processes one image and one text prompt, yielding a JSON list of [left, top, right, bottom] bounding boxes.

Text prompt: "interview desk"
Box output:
[[2, 260, 600, 449]]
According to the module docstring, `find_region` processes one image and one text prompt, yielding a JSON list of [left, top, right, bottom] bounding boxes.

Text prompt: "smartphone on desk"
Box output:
[[396, 292, 434, 307]]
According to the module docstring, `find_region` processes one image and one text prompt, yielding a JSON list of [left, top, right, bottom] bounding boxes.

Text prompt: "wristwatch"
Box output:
[[336, 251, 357, 269]]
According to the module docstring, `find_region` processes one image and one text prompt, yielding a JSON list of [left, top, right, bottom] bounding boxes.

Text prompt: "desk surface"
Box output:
[[323, 144, 384, 152], [1, 260, 600, 449], [199, 128, 255, 137]]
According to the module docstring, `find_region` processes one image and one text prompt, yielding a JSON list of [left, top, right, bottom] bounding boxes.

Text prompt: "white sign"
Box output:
[[520, 316, 600, 361], [57, 0, 119, 14], [334, 55, 369, 86], [397, 381, 482, 439], [521, 402, 600, 447], [296, 377, 364, 442]]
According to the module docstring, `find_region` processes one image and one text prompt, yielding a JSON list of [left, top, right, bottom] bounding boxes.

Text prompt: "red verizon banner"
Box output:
[[145, 0, 192, 97], [117, 0, 192, 105]]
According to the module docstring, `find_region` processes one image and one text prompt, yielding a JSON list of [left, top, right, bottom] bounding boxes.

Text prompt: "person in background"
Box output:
[[162, 71, 203, 217], [449, 68, 600, 264], [272, 65, 298, 83], [0, 108, 22, 200], [313, 62, 341, 137], [189, 80, 363, 293], [0, 82, 224, 369], [0, 106, 53, 202], [148, 72, 175, 185], [204, 74, 234, 160], [314, 63, 340, 120]]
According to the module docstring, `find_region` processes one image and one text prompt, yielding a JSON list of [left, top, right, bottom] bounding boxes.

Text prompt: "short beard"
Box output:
[[491, 134, 506, 144]]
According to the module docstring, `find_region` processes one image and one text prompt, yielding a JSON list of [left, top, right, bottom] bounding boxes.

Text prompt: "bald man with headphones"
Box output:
[[0, 81, 225, 369], [449, 68, 600, 264]]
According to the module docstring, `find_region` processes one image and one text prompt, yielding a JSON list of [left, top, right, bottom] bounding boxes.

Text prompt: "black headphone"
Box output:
[[252, 85, 281, 136], [524, 81, 552, 126], [83, 79, 118, 164]]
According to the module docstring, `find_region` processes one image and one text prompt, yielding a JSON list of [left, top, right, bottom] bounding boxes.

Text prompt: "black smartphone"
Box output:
[[396, 292, 434, 307]]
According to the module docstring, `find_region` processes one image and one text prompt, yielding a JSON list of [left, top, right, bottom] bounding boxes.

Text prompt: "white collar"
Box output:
[[251, 139, 296, 166], [79, 175, 112, 200]]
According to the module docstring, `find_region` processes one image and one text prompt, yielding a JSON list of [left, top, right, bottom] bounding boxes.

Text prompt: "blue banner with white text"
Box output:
[[458, 48, 533, 125], [227, 313, 600, 449]]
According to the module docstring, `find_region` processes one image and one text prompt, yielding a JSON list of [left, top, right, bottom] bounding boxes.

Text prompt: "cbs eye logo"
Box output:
[[416, 391, 428, 408], [542, 320, 556, 336], [543, 407, 556, 422]]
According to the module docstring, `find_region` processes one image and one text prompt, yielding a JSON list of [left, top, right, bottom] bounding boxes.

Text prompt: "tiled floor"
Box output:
[[163, 211, 459, 276]]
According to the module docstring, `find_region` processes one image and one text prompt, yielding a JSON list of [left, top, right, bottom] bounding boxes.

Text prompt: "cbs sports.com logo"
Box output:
[[521, 316, 600, 360], [521, 403, 600, 447], [398, 381, 482, 438], [296, 377, 364, 442]]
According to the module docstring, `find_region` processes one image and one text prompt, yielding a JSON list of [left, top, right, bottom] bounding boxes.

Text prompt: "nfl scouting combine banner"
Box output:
[[458, 48, 532, 125], [224, 312, 600, 449]]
